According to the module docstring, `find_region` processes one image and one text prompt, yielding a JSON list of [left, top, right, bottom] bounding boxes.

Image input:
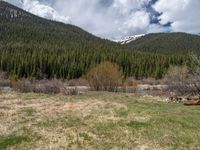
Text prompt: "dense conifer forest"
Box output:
[[126, 32, 200, 54], [0, 1, 198, 79]]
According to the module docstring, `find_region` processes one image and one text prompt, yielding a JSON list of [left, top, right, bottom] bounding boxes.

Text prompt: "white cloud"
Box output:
[[119, 10, 150, 35], [112, 0, 149, 14], [153, 0, 200, 33], [53, 0, 152, 39], [6, 0, 200, 39], [6, 0, 71, 24], [148, 24, 170, 33], [6, 0, 23, 7], [6, 0, 153, 39]]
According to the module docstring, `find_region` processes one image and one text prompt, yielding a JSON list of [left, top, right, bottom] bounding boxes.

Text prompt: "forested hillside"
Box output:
[[0, 1, 193, 79], [125, 33, 200, 54]]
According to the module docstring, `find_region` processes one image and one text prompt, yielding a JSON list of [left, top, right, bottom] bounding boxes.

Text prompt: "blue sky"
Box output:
[[6, 0, 200, 40]]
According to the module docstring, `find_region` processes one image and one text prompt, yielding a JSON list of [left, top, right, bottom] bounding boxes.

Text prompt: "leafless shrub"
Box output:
[[67, 78, 89, 86], [124, 77, 141, 87], [86, 61, 123, 92], [189, 54, 200, 96], [124, 77, 166, 87], [164, 66, 189, 82], [61, 87, 78, 96], [141, 78, 163, 85], [11, 79, 34, 93], [34, 80, 61, 94], [166, 55, 200, 96], [11, 79, 79, 95], [0, 79, 10, 87], [0, 71, 10, 87]]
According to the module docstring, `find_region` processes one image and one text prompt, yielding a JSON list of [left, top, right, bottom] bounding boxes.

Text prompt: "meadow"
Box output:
[[0, 91, 200, 150]]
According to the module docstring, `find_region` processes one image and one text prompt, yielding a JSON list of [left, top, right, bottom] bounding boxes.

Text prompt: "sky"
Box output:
[[6, 0, 200, 40]]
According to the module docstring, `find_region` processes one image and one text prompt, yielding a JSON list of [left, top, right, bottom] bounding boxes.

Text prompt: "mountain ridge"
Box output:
[[0, 1, 196, 79], [124, 32, 200, 54]]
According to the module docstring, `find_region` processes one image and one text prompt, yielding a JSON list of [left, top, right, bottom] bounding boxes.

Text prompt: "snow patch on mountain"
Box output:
[[116, 34, 146, 45]]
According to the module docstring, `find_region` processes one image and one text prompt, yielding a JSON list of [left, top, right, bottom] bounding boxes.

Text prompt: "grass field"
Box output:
[[0, 91, 200, 150]]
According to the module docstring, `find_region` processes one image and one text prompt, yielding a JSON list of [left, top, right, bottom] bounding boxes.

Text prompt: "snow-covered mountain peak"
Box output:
[[117, 34, 146, 45]]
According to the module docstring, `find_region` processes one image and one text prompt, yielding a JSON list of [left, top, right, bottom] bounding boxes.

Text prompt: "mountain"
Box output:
[[0, 1, 192, 79], [116, 34, 145, 45], [124, 32, 200, 54], [0, 0, 114, 47], [6, 0, 71, 23]]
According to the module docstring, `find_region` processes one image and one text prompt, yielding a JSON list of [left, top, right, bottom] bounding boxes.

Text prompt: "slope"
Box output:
[[0, 1, 191, 79], [125, 32, 200, 54]]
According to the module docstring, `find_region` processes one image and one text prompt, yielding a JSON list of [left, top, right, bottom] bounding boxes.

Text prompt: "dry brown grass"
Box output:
[[0, 92, 154, 149], [0, 91, 200, 150]]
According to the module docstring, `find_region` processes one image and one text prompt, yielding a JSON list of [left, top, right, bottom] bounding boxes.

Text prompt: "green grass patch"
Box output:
[[21, 108, 36, 116], [37, 114, 85, 128], [115, 108, 129, 117], [79, 133, 91, 141], [0, 135, 31, 150], [126, 121, 149, 128]]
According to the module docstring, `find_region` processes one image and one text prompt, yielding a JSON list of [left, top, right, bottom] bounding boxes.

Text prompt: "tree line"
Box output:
[[0, 1, 194, 80], [0, 46, 190, 79]]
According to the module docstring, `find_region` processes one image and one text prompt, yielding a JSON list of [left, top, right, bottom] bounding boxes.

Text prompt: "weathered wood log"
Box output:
[[184, 100, 200, 106]]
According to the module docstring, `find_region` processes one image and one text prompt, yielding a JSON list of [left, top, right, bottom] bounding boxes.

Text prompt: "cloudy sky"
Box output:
[[6, 0, 200, 40]]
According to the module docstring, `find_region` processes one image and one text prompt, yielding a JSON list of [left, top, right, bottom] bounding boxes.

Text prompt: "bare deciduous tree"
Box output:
[[167, 54, 200, 97], [189, 54, 200, 95]]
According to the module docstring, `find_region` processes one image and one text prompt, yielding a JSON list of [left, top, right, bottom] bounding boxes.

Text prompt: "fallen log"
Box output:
[[184, 100, 200, 106]]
